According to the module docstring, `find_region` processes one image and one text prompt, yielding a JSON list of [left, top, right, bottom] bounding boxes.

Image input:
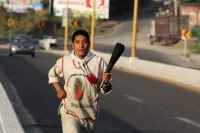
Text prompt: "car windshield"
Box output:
[[44, 36, 52, 39], [43, 35, 56, 39], [12, 36, 32, 43]]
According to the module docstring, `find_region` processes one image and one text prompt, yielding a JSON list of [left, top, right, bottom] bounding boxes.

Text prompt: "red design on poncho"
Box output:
[[75, 79, 82, 99], [75, 86, 82, 99], [86, 74, 98, 84]]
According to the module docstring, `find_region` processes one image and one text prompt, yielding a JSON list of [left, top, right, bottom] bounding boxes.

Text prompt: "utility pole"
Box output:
[[54, 24, 56, 35], [131, 0, 138, 57], [90, 0, 96, 50], [64, 0, 69, 50], [9, 0, 13, 41], [174, 0, 177, 16]]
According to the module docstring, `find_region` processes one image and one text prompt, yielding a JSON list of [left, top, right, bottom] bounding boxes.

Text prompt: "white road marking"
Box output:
[[175, 117, 200, 128], [124, 95, 143, 103]]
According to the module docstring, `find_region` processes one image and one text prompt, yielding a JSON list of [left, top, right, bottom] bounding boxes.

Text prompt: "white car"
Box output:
[[39, 35, 57, 49]]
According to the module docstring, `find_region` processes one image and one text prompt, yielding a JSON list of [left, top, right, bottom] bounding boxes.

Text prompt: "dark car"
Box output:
[[9, 34, 35, 57]]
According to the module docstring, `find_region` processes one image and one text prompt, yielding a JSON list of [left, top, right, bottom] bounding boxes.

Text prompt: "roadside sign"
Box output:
[[62, 8, 72, 27], [38, 21, 45, 28], [7, 18, 15, 27], [182, 29, 190, 40], [70, 20, 77, 27], [182, 29, 190, 60]]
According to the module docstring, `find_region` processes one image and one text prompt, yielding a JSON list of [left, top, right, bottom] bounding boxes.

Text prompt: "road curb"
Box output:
[[0, 81, 25, 133], [94, 50, 200, 90]]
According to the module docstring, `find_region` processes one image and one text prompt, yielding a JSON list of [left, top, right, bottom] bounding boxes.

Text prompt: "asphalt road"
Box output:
[[0, 1, 200, 132], [0, 48, 200, 133]]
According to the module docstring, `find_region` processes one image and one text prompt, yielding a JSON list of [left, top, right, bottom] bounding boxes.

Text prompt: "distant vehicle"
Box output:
[[39, 35, 57, 49], [149, 12, 189, 46], [9, 34, 35, 57]]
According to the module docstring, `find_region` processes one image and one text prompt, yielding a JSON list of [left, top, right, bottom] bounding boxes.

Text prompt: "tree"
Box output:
[[0, 5, 9, 36], [0, 6, 48, 37]]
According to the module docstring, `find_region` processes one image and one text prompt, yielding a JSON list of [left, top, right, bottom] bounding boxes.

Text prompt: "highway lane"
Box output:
[[0, 48, 200, 133]]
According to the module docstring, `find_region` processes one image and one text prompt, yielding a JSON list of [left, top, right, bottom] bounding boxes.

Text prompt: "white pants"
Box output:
[[60, 105, 97, 133]]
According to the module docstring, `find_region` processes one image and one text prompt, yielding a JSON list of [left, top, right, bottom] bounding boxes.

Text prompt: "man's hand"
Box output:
[[102, 73, 112, 92], [57, 89, 67, 99], [102, 72, 111, 83], [52, 82, 67, 99]]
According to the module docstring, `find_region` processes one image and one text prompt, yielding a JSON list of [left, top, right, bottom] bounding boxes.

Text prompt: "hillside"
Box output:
[[96, 0, 151, 35]]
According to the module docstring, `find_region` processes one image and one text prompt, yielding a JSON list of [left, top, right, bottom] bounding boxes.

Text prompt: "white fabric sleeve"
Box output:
[[100, 59, 113, 95], [48, 58, 63, 84]]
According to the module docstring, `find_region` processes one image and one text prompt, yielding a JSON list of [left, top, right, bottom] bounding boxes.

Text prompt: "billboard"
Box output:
[[1, 0, 43, 13], [180, 6, 200, 28], [6, 0, 29, 4], [54, 0, 110, 19]]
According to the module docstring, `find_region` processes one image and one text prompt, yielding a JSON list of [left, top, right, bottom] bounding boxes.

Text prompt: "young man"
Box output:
[[48, 29, 113, 133]]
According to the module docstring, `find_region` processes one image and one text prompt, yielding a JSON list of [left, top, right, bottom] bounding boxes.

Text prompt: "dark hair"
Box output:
[[72, 30, 90, 44]]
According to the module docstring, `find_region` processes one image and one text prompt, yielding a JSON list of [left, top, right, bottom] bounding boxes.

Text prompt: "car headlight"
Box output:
[[11, 45, 17, 51]]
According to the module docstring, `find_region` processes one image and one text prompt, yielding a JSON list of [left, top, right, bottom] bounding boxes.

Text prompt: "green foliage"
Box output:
[[41, 0, 49, 9], [72, 10, 91, 29], [189, 27, 200, 54], [0, 6, 48, 37], [191, 27, 198, 37], [0, 5, 9, 36], [194, 45, 200, 53], [190, 43, 200, 54], [191, 26, 200, 53]]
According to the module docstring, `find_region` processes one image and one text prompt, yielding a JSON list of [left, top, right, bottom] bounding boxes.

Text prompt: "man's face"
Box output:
[[72, 35, 90, 59]]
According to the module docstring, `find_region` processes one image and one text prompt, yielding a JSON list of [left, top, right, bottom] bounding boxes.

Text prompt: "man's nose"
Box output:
[[79, 43, 84, 47]]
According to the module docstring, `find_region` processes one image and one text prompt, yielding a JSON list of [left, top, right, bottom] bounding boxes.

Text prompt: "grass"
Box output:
[[192, 44, 200, 54]]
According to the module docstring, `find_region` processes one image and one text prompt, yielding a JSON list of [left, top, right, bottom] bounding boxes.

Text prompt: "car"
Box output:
[[9, 34, 35, 57], [39, 35, 57, 49]]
